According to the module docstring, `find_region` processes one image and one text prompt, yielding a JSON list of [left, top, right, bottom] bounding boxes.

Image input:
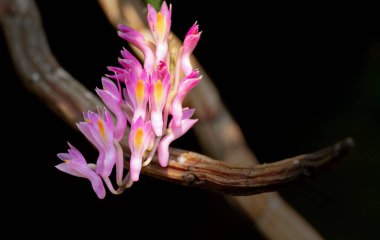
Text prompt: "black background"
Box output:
[[2, 1, 379, 239]]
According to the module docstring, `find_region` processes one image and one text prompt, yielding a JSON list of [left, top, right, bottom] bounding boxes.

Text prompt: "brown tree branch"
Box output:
[[0, 1, 353, 238], [138, 139, 353, 195], [0, 0, 103, 127]]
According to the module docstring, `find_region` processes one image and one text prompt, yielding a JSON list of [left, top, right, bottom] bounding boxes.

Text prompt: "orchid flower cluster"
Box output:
[[56, 2, 201, 199]]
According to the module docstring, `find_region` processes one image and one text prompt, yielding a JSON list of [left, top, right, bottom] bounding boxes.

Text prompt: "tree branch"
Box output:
[[0, 0, 352, 200], [137, 138, 353, 195]]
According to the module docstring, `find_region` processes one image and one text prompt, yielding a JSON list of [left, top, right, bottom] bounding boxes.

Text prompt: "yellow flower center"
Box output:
[[154, 80, 164, 105], [134, 128, 144, 149], [156, 12, 165, 40], [97, 118, 106, 140], [136, 79, 144, 104]]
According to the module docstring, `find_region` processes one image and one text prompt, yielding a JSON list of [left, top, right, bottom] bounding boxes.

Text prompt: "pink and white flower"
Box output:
[[147, 2, 172, 64], [96, 77, 126, 141], [118, 24, 155, 73], [181, 23, 201, 76], [150, 62, 171, 136], [56, 143, 106, 199], [158, 108, 198, 167], [58, 2, 202, 197], [170, 70, 201, 127], [128, 117, 153, 181], [76, 110, 117, 177]]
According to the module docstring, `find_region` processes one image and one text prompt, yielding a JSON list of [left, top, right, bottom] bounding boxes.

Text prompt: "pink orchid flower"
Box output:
[[58, 2, 202, 197], [147, 2, 172, 64], [76, 110, 117, 177], [56, 143, 106, 199], [158, 108, 198, 167], [150, 62, 171, 136], [170, 70, 201, 127], [118, 24, 154, 73], [125, 70, 150, 123], [181, 23, 201, 76], [96, 77, 126, 141], [128, 117, 153, 181], [119, 48, 143, 77]]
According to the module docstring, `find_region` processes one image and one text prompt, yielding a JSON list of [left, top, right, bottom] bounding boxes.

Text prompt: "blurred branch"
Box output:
[[0, 0, 353, 238], [0, 0, 102, 127], [97, 0, 356, 239]]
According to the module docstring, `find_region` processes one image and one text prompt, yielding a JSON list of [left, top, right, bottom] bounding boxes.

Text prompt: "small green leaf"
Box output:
[[145, 0, 163, 11]]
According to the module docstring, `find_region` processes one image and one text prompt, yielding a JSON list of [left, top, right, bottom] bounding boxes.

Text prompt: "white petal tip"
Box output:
[[131, 174, 140, 182]]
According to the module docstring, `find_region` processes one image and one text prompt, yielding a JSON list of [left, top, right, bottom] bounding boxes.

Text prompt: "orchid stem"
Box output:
[[102, 176, 124, 195], [114, 140, 124, 186], [117, 171, 134, 191], [143, 137, 161, 166]]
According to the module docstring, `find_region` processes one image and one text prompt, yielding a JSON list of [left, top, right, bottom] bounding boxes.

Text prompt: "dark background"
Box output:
[[2, 1, 379, 239]]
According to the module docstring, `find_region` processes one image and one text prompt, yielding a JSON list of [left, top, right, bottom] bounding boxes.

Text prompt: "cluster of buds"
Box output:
[[56, 2, 202, 198]]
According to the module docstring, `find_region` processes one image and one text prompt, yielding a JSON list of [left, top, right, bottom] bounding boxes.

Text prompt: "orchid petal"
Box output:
[[56, 144, 106, 199], [118, 24, 154, 72], [181, 23, 201, 75]]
